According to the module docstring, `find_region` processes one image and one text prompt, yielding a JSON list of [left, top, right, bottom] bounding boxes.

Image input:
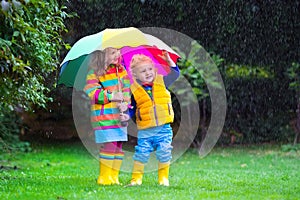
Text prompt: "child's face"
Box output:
[[105, 47, 120, 66], [133, 63, 156, 83]]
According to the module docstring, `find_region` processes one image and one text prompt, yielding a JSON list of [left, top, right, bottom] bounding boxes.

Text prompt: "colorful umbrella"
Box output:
[[58, 27, 180, 90]]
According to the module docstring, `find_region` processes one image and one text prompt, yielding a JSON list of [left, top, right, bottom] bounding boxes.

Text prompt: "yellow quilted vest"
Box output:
[[131, 75, 174, 130]]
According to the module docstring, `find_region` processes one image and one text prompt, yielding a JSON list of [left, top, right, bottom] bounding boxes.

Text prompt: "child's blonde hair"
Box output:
[[89, 48, 120, 76], [130, 54, 154, 72], [88, 50, 106, 76]]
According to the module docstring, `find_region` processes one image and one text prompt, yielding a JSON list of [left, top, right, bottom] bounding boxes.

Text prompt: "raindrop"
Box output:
[[12, 0, 21, 8], [1, 0, 10, 11], [252, 5, 259, 12]]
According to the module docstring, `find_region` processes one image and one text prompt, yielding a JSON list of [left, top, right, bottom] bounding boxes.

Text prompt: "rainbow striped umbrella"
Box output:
[[58, 27, 180, 90]]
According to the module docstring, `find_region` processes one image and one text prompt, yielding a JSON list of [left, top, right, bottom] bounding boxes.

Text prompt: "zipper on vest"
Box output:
[[152, 86, 159, 126], [153, 103, 159, 126]]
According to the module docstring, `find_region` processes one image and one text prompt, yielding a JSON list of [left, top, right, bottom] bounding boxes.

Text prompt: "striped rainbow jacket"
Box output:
[[84, 64, 130, 142]]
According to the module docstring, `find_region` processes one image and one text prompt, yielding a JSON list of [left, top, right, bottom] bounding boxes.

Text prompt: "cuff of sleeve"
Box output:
[[106, 90, 113, 102], [121, 121, 128, 127]]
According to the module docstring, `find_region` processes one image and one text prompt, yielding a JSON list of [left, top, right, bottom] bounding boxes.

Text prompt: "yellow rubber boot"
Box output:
[[158, 162, 170, 186], [129, 161, 144, 186], [111, 159, 122, 185], [97, 158, 113, 185]]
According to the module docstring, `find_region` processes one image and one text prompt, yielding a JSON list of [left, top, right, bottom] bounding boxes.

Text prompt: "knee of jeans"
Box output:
[[158, 143, 173, 152], [133, 152, 150, 163], [157, 152, 172, 163], [135, 145, 150, 154], [156, 144, 173, 162]]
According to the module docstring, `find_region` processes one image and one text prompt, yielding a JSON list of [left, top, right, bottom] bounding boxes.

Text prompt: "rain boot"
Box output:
[[128, 161, 144, 186], [158, 162, 170, 186], [111, 159, 123, 185], [97, 158, 113, 185]]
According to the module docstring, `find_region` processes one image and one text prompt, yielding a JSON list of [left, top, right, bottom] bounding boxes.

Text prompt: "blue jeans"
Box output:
[[133, 124, 173, 163]]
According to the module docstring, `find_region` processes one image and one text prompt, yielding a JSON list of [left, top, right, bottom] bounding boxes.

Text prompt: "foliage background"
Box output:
[[1, 0, 299, 150], [0, 0, 70, 151], [61, 0, 299, 144]]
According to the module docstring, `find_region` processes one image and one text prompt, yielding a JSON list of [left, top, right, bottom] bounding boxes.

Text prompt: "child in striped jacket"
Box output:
[[84, 47, 130, 185]]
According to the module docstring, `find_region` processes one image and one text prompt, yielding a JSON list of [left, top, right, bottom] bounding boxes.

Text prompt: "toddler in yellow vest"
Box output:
[[128, 52, 179, 186]]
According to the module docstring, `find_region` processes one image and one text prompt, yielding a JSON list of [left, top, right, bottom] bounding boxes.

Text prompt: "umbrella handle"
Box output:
[[116, 66, 121, 92], [116, 66, 124, 115]]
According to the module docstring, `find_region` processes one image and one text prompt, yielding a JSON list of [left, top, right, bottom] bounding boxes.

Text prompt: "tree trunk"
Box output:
[[191, 99, 206, 148], [293, 96, 300, 145]]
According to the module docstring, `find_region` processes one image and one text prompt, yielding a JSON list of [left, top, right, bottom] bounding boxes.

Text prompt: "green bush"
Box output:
[[0, 0, 70, 111], [0, 108, 31, 152], [0, 0, 71, 150], [221, 72, 295, 144], [281, 143, 300, 152]]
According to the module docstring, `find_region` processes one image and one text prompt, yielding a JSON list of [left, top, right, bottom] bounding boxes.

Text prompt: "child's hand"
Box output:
[[158, 50, 176, 67], [117, 102, 128, 112], [120, 113, 129, 127], [120, 113, 130, 122], [111, 92, 123, 102]]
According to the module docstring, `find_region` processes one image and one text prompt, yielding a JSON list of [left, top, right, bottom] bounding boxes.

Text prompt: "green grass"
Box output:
[[1, 141, 300, 200]]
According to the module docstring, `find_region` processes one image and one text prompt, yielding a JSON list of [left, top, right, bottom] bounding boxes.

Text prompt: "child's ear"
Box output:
[[132, 72, 137, 78]]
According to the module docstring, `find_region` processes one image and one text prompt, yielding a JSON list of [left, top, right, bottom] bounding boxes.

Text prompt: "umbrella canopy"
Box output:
[[58, 27, 180, 90]]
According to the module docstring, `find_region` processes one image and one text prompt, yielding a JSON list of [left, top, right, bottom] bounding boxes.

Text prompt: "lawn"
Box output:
[[1, 141, 299, 200]]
